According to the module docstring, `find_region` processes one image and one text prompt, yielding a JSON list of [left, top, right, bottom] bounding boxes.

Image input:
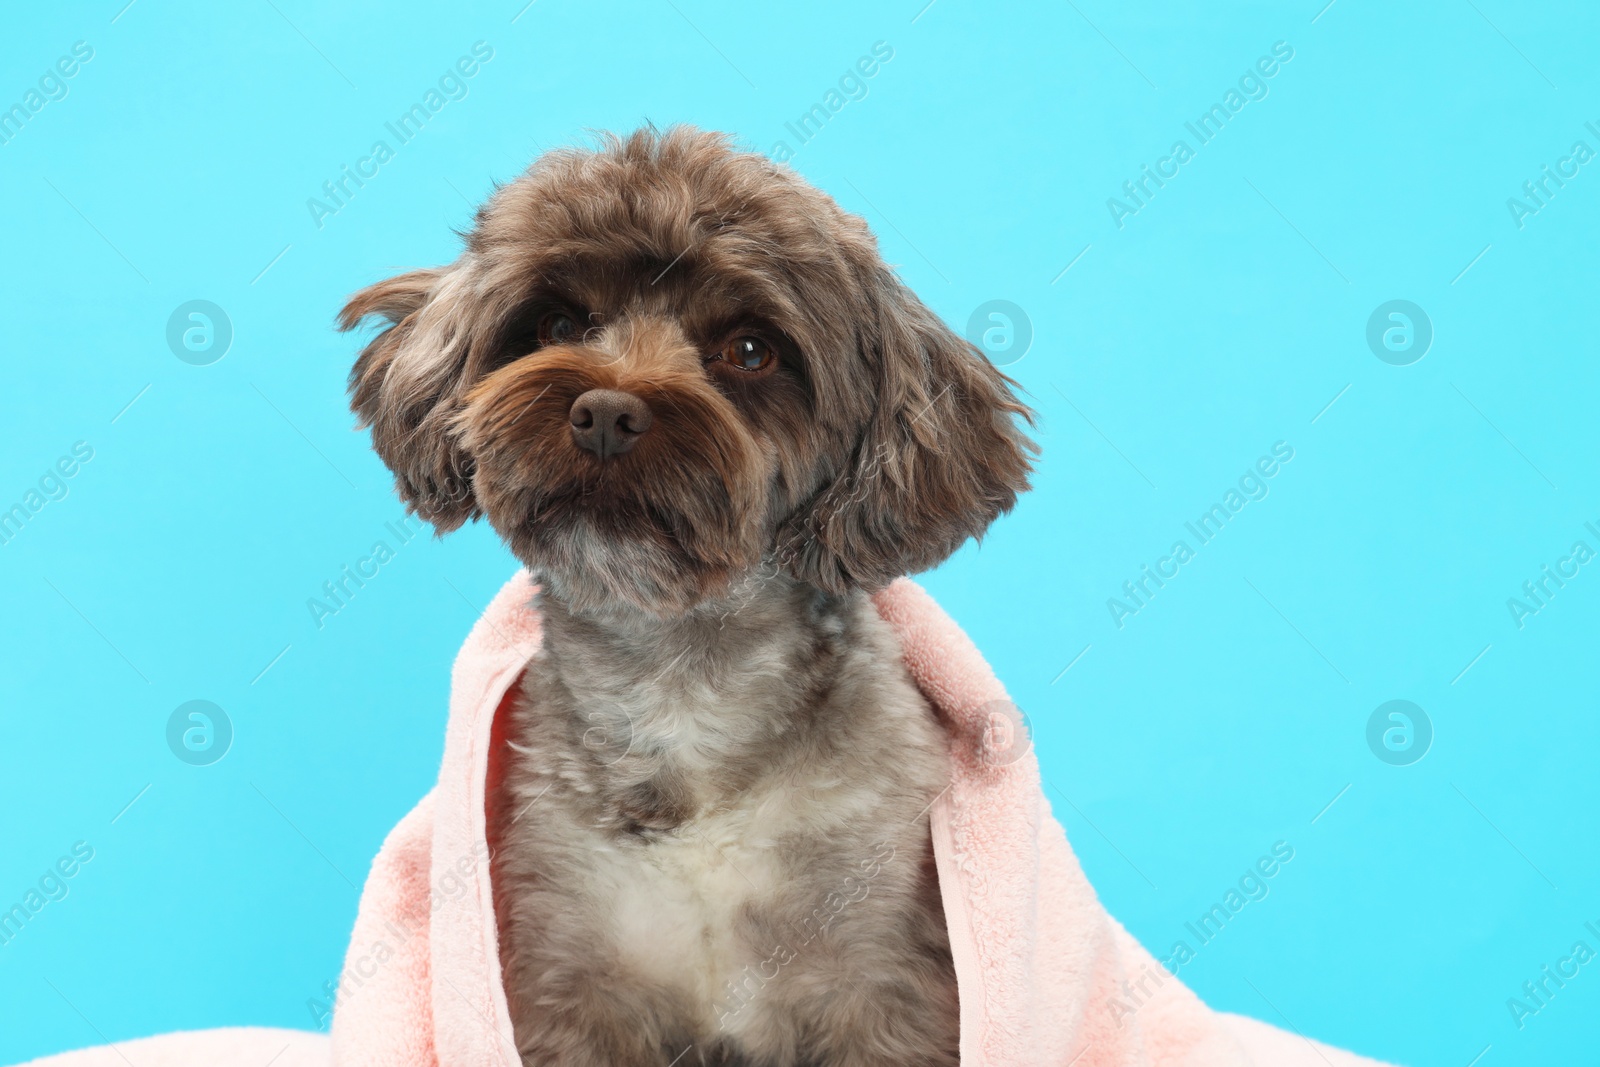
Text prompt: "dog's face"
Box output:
[[340, 128, 1033, 616]]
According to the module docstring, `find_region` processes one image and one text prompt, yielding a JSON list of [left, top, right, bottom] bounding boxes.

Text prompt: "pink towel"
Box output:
[[18, 572, 1396, 1067]]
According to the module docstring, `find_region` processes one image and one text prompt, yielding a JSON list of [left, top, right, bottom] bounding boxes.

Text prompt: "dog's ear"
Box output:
[[779, 271, 1036, 592], [338, 266, 481, 531]]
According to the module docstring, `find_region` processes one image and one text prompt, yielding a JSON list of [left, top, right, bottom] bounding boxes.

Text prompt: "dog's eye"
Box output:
[[717, 337, 776, 374], [537, 311, 580, 345]]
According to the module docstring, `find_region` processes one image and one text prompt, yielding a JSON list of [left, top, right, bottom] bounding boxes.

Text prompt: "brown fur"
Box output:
[[340, 127, 1035, 1066]]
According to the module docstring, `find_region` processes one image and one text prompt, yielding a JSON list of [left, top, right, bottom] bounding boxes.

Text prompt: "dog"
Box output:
[[339, 127, 1035, 1067]]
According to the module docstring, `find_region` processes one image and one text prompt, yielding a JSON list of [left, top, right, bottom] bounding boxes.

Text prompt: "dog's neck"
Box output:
[[528, 568, 859, 754]]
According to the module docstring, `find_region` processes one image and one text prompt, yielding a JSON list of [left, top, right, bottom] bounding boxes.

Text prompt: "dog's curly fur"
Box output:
[[340, 127, 1034, 1066]]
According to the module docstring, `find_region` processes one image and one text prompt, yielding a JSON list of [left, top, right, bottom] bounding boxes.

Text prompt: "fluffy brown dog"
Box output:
[[340, 127, 1034, 1067]]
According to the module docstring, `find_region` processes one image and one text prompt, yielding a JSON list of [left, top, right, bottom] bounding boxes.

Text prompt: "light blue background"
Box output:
[[2, 2, 1597, 1064]]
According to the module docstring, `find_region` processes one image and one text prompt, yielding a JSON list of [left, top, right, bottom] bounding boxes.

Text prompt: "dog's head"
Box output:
[[340, 127, 1034, 616]]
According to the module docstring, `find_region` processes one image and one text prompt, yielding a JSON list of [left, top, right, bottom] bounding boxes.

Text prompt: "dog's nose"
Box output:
[[569, 389, 653, 459]]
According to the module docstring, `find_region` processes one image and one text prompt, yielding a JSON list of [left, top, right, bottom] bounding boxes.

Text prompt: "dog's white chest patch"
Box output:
[[604, 799, 786, 1027]]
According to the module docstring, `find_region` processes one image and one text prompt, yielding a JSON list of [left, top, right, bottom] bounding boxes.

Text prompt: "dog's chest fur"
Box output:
[[490, 575, 959, 1066]]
